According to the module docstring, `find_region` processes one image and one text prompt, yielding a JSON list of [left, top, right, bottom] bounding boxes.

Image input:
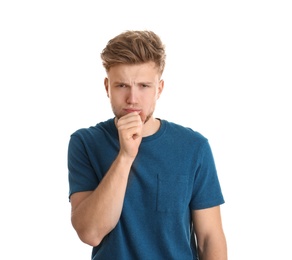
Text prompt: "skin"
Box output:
[[70, 61, 227, 259]]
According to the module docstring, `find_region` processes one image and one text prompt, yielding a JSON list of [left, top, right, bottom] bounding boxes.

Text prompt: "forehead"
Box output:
[[107, 62, 161, 82]]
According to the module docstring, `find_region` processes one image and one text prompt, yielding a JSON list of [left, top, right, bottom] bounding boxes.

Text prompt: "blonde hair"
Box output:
[[101, 30, 166, 75]]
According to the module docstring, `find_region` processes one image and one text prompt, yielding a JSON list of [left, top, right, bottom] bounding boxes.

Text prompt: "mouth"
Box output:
[[124, 109, 142, 114]]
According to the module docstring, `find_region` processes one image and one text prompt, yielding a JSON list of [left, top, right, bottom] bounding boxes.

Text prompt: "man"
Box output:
[[68, 30, 227, 259]]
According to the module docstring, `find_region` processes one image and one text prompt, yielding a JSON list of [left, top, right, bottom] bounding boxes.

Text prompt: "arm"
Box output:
[[192, 206, 227, 260], [70, 112, 143, 246]]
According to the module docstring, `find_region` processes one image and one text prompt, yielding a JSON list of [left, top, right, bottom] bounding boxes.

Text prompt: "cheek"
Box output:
[[109, 93, 121, 103], [144, 98, 157, 113]]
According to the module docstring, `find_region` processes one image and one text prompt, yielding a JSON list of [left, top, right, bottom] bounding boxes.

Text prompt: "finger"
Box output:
[[139, 112, 147, 124], [117, 113, 142, 128]]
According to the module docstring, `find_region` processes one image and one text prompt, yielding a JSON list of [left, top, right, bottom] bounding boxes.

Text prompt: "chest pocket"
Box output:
[[157, 173, 188, 213]]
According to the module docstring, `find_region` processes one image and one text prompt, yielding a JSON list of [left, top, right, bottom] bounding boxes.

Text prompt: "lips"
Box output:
[[124, 109, 142, 114]]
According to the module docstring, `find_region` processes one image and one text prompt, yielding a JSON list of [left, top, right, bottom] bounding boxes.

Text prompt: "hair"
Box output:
[[101, 30, 166, 75]]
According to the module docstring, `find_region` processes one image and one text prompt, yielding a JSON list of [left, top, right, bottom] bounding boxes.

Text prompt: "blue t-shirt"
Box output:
[[68, 118, 225, 260]]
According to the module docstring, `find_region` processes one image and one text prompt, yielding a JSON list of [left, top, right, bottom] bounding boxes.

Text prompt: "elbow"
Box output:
[[71, 214, 117, 247], [72, 220, 104, 247], [72, 224, 116, 247], [77, 229, 103, 247]]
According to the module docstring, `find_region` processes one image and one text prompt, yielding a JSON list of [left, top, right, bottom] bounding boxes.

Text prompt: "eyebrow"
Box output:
[[113, 81, 154, 85]]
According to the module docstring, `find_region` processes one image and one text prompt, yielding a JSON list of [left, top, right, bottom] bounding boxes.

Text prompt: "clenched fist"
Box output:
[[116, 112, 144, 159]]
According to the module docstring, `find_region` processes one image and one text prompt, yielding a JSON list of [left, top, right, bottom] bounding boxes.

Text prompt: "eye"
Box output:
[[117, 84, 127, 88], [141, 84, 149, 88]]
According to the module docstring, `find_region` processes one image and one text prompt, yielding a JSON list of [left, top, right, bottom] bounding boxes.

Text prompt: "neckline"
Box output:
[[109, 118, 166, 142]]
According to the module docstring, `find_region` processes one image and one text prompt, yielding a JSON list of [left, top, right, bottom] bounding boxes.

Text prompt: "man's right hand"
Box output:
[[116, 112, 144, 159]]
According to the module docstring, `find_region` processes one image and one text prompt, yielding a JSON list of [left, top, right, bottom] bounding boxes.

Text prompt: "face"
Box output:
[[104, 62, 164, 125]]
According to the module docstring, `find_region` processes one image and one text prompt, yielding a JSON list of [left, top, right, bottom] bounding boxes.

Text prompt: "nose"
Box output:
[[126, 87, 138, 104]]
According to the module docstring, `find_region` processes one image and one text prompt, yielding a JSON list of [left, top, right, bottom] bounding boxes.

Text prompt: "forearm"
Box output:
[[71, 153, 134, 246], [197, 234, 227, 260]]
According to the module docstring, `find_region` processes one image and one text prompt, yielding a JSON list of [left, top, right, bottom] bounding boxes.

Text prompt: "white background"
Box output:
[[1, 0, 291, 259]]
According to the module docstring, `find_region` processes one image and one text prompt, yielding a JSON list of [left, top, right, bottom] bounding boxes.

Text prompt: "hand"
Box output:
[[116, 112, 144, 159]]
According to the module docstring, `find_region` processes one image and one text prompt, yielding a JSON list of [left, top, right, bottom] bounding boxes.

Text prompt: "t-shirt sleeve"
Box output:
[[190, 140, 225, 210], [67, 133, 99, 200]]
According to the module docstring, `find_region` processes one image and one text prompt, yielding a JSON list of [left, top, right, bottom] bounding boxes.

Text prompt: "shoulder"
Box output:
[[162, 119, 208, 143], [71, 118, 116, 140]]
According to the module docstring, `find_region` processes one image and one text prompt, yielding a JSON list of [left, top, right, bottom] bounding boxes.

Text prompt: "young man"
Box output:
[[68, 30, 227, 259]]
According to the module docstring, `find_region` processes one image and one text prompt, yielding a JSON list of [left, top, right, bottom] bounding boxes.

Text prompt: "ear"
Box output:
[[104, 77, 109, 97], [157, 79, 164, 99]]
